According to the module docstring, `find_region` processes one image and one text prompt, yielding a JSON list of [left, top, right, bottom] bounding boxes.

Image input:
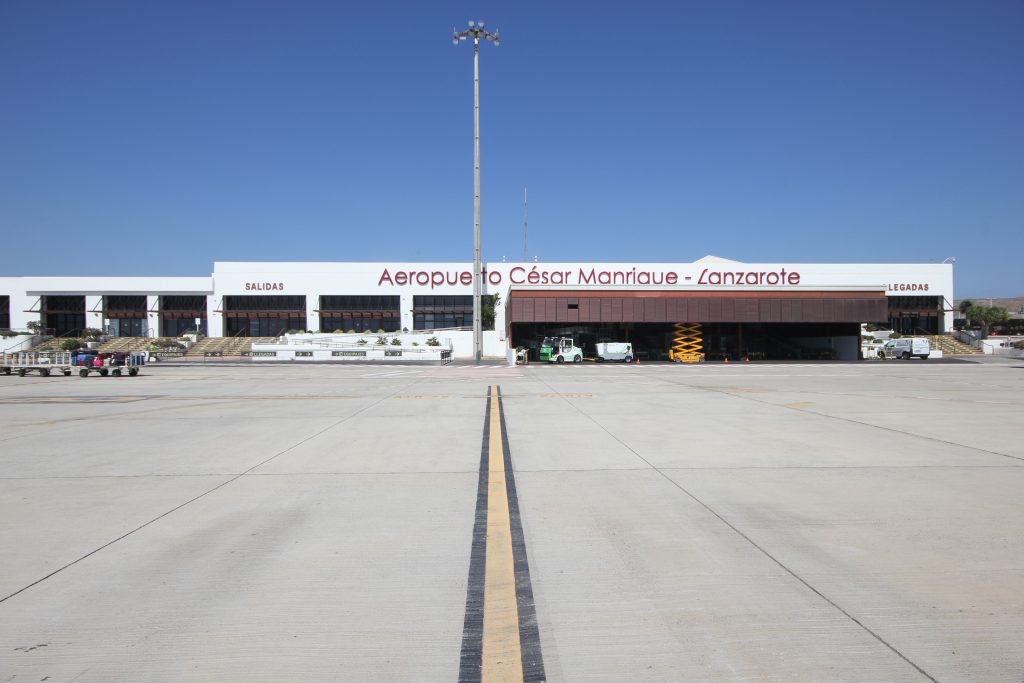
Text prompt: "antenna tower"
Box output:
[[523, 187, 528, 262]]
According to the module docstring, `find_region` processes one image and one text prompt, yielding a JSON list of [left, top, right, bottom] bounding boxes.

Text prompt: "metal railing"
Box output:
[[1, 335, 39, 354], [952, 329, 982, 348], [272, 336, 452, 353], [247, 339, 455, 365]]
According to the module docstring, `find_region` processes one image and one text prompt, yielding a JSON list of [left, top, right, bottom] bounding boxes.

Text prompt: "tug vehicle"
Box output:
[[539, 337, 583, 363]]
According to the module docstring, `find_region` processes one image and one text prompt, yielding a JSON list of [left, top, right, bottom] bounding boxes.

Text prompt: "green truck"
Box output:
[[539, 337, 583, 363]]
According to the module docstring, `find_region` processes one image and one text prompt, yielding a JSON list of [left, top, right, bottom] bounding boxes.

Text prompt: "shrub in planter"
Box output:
[[346, 329, 356, 334], [60, 338, 83, 352], [27, 321, 43, 335], [82, 328, 104, 340], [391, 337, 401, 346], [426, 336, 440, 347], [412, 342, 419, 347], [375, 335, 388, 346], [357, 339, 368, 346]]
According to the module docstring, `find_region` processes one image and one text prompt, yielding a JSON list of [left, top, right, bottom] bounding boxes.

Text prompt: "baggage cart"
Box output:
[[72, 351, 146, 377], [1, 351, 74, 377]]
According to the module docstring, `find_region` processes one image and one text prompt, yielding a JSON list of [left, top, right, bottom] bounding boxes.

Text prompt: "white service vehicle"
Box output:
[[595, 342, 634, 363], [879, 337, 930, 360]]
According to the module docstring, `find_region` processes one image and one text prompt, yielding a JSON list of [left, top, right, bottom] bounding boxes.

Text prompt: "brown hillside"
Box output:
[[954, 297, 1024, 315]]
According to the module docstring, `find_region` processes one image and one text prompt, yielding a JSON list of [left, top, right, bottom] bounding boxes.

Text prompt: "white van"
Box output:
[[880, 337, 930, 360], [595, 342, 633, 363]]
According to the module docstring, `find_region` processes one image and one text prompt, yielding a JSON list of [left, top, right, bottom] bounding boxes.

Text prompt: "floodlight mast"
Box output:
[[453, 21, 499, 363]]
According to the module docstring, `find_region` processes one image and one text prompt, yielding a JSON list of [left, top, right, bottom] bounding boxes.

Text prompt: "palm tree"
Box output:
[[957, 299, 974, 329], [482, 293, 502, 331]]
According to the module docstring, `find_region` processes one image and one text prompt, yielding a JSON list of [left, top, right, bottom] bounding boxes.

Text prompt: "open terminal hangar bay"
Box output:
[[1, 359, 1022, 682]]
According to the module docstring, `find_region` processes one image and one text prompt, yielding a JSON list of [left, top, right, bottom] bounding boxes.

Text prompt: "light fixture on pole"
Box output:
[[453, 20, 499, 363]]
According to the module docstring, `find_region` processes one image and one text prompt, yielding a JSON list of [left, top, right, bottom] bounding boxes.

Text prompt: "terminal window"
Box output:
[[42, 295, 85, 337], [413, 295, 472, 330], [161, 296, 208, 337], [320, 295, 400, 333], [223, 296, 307, 336], [321, 295, 399, 311], [162, 295, 207, 312], [887, 295, 941, 335], [224, 295, 306, 311], [105, 295, 147, 316], [162, 318, 207, 337]]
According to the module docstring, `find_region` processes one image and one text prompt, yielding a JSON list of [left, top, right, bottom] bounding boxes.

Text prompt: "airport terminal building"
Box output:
[[0, 257, 954, 360]]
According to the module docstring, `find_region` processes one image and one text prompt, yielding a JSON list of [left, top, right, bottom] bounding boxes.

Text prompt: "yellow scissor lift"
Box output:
[[669, 322, 705, 363]]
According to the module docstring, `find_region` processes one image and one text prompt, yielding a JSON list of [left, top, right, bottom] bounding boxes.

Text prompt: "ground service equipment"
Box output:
[[669, 322, 705, 363], [539, 337, 583, 363], [1, 352, 73, 377], [72, 352, 146, 377], [595, 342, 634, 363]]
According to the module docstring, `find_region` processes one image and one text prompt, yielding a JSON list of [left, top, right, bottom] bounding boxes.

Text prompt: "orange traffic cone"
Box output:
[[724, 357, 729, 364]]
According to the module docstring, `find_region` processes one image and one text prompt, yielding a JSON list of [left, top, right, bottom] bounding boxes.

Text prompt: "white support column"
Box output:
[[10, 294, 36, 332], [306, 294, 319, 333], [208, 296, 224, 338], [85, 295, 104, 333], [147, 295, 159, 337], [401, 293, 414, 332]]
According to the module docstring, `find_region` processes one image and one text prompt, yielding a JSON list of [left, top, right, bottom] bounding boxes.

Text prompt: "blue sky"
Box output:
[[1, 1, 1021, 297]]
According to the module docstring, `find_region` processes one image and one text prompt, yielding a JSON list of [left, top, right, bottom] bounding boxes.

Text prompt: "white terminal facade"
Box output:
[[0, 257, 953, 361]]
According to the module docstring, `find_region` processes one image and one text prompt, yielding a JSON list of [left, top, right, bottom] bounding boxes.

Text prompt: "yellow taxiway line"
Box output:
[[481, 385, 524, 681]]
